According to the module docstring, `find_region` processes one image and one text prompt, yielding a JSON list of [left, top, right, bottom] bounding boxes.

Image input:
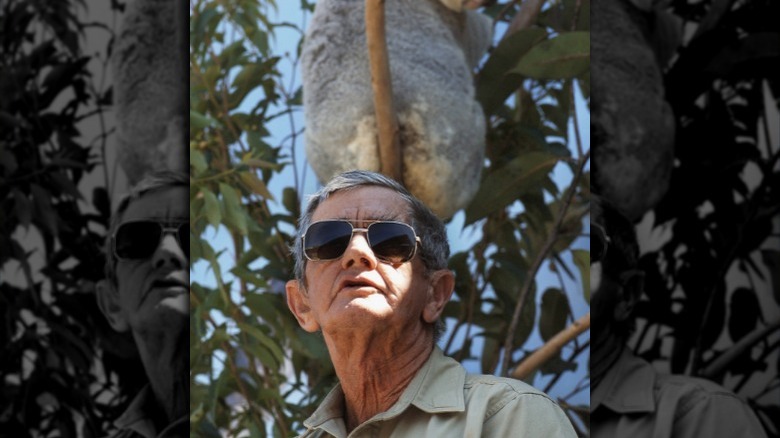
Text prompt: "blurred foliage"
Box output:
[[190, 0, 589, 436], [621, 0, 780, 435], [0, 0, 145, 436]]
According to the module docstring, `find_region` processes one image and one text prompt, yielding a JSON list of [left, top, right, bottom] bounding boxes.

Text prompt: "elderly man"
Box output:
[[286, 170, 576, 437], [96, 171, 189, 437], [590, 195, 767, 437]]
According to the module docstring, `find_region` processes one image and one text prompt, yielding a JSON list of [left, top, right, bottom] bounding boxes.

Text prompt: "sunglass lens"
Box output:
[[304, 221, 353, 261], [116, 221, 161, 259], [369, 223, 416, 263]]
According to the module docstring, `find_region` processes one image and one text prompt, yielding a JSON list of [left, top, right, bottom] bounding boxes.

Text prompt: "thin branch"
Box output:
[[503, 0, 546, 40], [559, 356, 591, 400], [701, 318, 780, 379], [734, 338, 780, 394], [513, 313, 590, 380], [691, 145, 780, 374], [365, 0, 403, 183], [500, 149, 590, 376], [570, 81, 585, 158], [543, 331, 590, 394]]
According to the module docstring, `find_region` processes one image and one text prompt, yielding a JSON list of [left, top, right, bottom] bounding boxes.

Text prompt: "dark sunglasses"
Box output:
[[303, 220, 420, 264], [113, 220, 188, 260], [591, 223, 610, 264]]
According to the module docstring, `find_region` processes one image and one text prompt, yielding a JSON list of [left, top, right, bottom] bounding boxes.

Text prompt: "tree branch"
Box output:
[[365, 0, 403, 183], [512, 313, 590, 380], [499, 150, 590, 376], [503, 0, 546, 40], [701, 318, 780, 379]]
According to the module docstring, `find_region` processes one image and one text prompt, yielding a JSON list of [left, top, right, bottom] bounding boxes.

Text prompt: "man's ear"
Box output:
[[286, 280, 320, 332], [422, 269, 455, 324], [96, 279, 129, 332]]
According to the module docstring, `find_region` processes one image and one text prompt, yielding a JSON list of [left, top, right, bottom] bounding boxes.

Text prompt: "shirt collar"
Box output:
[[592, 348, 656, 414], [114, 386, 158, 438], [113, 385, 188, 438], [303, 346, 466, 435]]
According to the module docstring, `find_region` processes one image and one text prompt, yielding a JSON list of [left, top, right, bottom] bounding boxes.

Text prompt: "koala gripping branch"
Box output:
[[365, 0, 404, 184]]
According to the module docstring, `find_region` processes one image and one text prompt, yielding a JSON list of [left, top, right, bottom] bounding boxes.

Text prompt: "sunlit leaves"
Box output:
[[465, 151, 561, 224], [511, 32, 589, 80], [203, 190, 222, 227], [1, 0, 127, 435], [190, 0, 306, 435], [477, 28, 547, 115]]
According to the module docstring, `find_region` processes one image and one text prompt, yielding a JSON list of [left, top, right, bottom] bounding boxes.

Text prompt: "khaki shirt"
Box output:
[[299, 347, 577, 437], [107, 386, 188, 438], [591, 348, 768, 438]]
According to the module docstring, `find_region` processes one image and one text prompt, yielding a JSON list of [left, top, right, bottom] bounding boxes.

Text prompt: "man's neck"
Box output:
[[591, 332, 624, 391], [134, 326, 189, 428], [324, 329, 434, 433]]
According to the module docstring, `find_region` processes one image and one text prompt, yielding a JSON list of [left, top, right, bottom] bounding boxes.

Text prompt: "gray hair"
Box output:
[[103, 170, 189, 284], [291, 170, 451, 341], [292, 170, 450, 279]]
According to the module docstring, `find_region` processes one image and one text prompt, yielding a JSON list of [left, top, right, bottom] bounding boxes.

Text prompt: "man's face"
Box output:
[[292, 186, 436, 337], [114, 186, 189, 336]]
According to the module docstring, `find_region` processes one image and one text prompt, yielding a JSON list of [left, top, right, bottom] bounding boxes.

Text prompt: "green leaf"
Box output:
[[219, 40, 247, 69], [477, 28, 548, 115], [511, 32, 590, 79], [571, 249, 590, 301], [282, 187, 299, 218], [539, 353, 577, 376], [480, 330, 502, 374], [191, 110, 217, 131], [236, 321, 285, 367], [191, 148, 208, 174], [239, 170, 274, 200], [31, 184, 58, 236], [230, 64, 268, 109], [0, 147, 18, 174], [245, 293, 281, 326], [465, 151, 561, 224], [203, 190, 221, 227], [13, 189, 32, 228], [219, 183, 247, 235], [192, 5, 221, 45], [50, 171, 83, 199], [249, 30, 269, 55], [539, 288, 571, 341]]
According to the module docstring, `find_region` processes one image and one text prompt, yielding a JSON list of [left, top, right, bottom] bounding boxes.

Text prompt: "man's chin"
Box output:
[[155, 293, 189, 315]]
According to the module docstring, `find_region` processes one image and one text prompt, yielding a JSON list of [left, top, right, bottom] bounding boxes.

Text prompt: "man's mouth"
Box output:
[[338, 277, 381, 293], [149, 277, 188, 297]]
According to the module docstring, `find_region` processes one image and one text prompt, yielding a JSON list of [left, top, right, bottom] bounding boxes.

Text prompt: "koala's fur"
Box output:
[[112, 0, 187, 185], [591, 0, 675, 220], [302, 0, 492, 218]]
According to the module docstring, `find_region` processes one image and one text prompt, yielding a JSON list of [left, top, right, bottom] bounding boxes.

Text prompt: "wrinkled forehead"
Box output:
[[121, 186, 189, 223], [311, 186, 410, 224]]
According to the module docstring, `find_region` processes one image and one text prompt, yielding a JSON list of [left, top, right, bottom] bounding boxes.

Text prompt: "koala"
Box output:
[[111, 0, 187, 185], [591, 0, 675, 220], [302, 0, 492, 218]]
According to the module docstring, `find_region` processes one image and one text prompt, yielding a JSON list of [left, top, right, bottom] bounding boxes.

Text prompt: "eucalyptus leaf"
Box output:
[[219, 183, 248, 235], [511, 32, 590, 80], [203, 190, 221, 227], [465, 151, 561, 224]]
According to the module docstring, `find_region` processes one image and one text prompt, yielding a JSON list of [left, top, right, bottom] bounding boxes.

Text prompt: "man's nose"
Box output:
[[341, 232, 378, 270], [152, 233, 187, 269]]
